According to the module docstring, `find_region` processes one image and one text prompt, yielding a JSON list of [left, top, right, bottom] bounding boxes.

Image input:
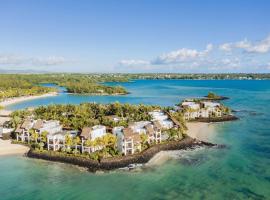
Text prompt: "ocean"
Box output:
[[1, 79, 270, 199]]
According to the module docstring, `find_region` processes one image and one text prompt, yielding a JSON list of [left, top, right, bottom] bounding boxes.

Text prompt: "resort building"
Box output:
[[15, 119, 34, 142], [149, 110, 174, 129], [117, 128, 142, 155], [33, 119, 62, 134], [32, 119, 62, 140], [47, 131, 66, 151], [181, 101, 222, 120], [145, 122, 162, 143], [80, 125, 107, 153], [0, 117, 13, 138], [128, 121, 151, 135]]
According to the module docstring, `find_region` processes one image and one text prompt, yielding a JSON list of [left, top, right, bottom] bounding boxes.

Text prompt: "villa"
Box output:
[[115, 127, 142, 155], [128, 121, 151, 134], [0, 116, 13, 138], [181, 101, 222, 120], [15, 119, 34, 142], [113, 120, 163, 155], [149, 110, 174, 129], [145, 122, 162, 143], [15, 119, 62, 143], [80, 125, 107, 153], [33, 119, 62, 134], [47, 131, 66, 151], [32, 119, 62, 140]]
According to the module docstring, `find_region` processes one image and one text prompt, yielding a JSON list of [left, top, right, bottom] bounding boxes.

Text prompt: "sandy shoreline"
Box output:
[[146, 122, 216, 166], [0, 139, 29, 156], [186, 122, 216, 141], [0, 92, 58, 108]]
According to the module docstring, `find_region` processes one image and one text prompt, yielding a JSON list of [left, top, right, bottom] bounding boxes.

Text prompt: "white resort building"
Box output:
[[15, 119, 34, 142], [33, 119, 62, 135], [80, 125, 107, 153], [15, 119, 62, 143], [181, 101, 222, 120], [47, 131, 66, 151], [149, 110, 174, 129], [114, 127, 142, 155], [113, 120, 163, 155]]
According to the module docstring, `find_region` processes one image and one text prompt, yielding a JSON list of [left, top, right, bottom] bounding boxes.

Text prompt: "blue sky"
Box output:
[[0, 0, 270, 73]]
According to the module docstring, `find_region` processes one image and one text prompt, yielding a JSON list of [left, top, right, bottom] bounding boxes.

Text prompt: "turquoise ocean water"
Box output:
[[1, 80, 270, 199]]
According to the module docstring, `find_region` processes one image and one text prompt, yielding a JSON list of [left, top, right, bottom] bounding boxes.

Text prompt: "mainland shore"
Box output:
[[0, 92, 58, 108]]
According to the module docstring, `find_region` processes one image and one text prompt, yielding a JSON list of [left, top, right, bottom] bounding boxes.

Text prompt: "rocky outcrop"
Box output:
[[196, 115, 238, 122], [27, 137, 222, 172]]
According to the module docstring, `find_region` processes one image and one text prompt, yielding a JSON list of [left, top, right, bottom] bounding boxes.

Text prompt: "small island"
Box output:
[[204, 92, 229, 101]]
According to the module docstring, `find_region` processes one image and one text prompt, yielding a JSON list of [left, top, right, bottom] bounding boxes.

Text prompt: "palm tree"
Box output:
[[65, 134, 73, 150], [140, 134, 148, 147], [30, 129, 38, 144], [40, 131, 48, 143], [167, 129, 178, 141], [72, 136, 81, 152]]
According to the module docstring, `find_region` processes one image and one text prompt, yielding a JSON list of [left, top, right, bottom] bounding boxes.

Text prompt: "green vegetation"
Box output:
[[11, 102, 161, 130], [0, 76, 56, 101], [0, 74, 129, 100], [207, 92, 220, 99], [1, 73, 269, 100], [64, 81, 127, 95]]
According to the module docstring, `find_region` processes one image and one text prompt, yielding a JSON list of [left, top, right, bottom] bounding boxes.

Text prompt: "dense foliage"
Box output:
[[0, 74, 129, 100], [0, 75, 56, 100], [11, 102, 161, 130], [1, 73, 269, 100]]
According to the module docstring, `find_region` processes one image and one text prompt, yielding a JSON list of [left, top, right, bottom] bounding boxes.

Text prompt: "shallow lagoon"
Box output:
[[1, 80, 270, 199]]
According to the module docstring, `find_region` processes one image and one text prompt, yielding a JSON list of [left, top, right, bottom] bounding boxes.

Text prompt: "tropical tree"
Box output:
[[65, 134, 73, 150], [30, 129, 39, 143], [40, 131, 48, 143], [140, 134, 149, 148]]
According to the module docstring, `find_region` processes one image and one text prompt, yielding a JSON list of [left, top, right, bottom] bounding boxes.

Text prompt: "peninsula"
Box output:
[[0, 94, 236, 171]]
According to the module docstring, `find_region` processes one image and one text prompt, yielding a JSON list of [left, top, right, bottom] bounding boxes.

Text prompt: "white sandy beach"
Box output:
[[146, 122, 216, 166], [0, 92, 58, 108], [186, 122, 216, 141], [0, 139, 29, 156]]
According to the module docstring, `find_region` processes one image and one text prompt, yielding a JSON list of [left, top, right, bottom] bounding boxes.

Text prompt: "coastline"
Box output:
[[0, 139, 29, 156], [27, 136, 221, 172], [146, 122, 216, 166], [0, 92, 58, 108], [186, 122, 216, 141]]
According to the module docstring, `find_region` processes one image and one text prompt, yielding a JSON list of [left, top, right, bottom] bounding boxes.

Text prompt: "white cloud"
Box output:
[[219, 43, 233, 51], [0, 54, 27, 65], [152, 44, 213, 65], [205, 43, 214, 53], [116, 35, 270, 72], [118, 59, 149, 67], [0, 53, 69, 66], [219, 35, 270, 53], [235, 39, 251, 49], [32, 56, 67, 66], [245, 35, 270, 53]]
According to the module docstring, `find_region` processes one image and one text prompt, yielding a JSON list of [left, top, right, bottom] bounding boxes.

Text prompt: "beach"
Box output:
[[186, 122, 216, 141], [0, 139, 29, 156], [146, 122, 215, 166], [0, 92, 58, 108]]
